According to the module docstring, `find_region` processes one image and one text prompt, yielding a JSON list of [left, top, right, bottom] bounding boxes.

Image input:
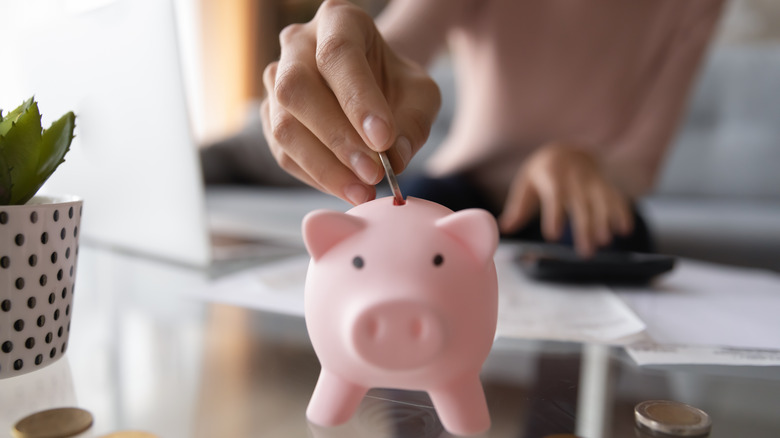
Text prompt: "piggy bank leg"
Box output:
[[306, 369, 368, 427], [428, 374, 490, 436]]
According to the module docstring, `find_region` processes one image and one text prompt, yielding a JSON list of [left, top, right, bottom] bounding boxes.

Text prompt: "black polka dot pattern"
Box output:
[[0, 199, 82, 377]]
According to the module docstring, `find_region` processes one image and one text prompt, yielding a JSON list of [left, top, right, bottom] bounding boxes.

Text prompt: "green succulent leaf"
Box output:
[[37, 111, 75, 184], [0, 97, 34, 137], [0, 101, 43, 205], [0, 97, 75, 205]]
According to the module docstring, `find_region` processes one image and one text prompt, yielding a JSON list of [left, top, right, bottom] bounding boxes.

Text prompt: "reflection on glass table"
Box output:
[[1, 245, 778, 438]]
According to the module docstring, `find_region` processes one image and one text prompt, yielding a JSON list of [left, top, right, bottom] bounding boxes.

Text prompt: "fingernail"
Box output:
[[395, 136, 412, 167], [344, 183, 370, 206], [498, 213, 514, 234], [497, 215, 509, 232], [597, 228, 611, 245], [546, 226, 562, 242], [351, 152, 381, 184], [579, 239, 595, 258], [363, 115, 391, 150]]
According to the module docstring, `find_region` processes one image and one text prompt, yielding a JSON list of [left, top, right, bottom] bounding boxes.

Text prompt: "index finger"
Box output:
[[314, 1, 396, 152]]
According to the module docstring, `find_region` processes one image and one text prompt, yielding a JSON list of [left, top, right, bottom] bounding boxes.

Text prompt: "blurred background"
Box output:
[[178, 0, 389, 144], [188, 0, 780, 141], [196, 0, 780, 271], [2, 0, 780, 271]]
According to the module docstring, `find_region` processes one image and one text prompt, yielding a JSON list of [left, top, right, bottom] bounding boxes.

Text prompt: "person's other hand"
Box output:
[[498, 144, 634, 257], [260, 0, 441, 205]]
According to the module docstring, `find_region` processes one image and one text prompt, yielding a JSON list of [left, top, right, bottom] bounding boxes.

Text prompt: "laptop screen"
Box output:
[[0, 0, 212, 266]]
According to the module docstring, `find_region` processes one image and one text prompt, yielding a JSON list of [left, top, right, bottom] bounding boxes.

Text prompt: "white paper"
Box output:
[[494, 247, 646, 344], [196, 255, 309, 316], [626, 341, 780, 366], [196, 246, 647, 346], [615, 259, 780, 351]]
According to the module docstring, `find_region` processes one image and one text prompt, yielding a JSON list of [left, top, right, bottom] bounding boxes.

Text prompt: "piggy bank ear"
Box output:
[[435, 209, 499, 264], [302, 210, 367, 261]]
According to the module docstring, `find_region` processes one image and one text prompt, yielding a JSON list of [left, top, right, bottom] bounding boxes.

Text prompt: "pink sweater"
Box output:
[[378, 0, 724, 206]]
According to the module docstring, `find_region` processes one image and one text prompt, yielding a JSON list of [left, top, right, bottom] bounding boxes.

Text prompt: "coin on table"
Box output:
[[635, 400, 712, 436], [100, 432, 160, 438], [12, 407, 94, 438]]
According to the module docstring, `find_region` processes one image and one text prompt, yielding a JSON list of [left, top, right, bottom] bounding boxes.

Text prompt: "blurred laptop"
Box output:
[[0, 0, 344, 267]]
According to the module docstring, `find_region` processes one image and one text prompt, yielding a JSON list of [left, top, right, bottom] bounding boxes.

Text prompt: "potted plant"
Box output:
[[0, 97, 81, 378]]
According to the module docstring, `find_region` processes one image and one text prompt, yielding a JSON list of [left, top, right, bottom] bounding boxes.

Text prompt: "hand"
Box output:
[[498, 144, 634, 257], [260, 0, 441, 205]]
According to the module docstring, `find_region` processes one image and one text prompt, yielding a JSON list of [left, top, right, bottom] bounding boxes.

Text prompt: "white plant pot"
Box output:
[[0, 195, 83, 379]]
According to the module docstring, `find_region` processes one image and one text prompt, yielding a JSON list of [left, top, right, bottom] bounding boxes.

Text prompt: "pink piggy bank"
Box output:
[[302, 196, 499, 436]]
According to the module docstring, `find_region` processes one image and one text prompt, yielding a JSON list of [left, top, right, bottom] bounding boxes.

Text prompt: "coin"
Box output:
[[378, 151, 405, 205], [635, 400, 711, 436], [12, 407, 93, 438], [100, 432, 159, 438]]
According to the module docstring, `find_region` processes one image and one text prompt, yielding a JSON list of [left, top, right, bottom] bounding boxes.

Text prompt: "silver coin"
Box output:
[[635, 400, 712, 436], [100, 432, 160, 438], [378, 151, 405, 205]]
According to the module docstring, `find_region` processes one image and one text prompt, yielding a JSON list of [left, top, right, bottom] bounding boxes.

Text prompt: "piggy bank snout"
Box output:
[[350, 300, 445, 371]]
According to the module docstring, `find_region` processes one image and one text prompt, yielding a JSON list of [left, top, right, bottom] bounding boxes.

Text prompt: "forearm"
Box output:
[[601, 1, 724, 199], [376, 0, 467, 68]]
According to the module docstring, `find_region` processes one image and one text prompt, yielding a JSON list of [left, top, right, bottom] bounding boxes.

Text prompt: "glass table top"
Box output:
[[1, 245, 778, 438]]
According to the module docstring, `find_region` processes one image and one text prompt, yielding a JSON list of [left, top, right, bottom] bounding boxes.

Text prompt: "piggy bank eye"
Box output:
[[352, 256, 365, 269], [433, 253, 444, 267]]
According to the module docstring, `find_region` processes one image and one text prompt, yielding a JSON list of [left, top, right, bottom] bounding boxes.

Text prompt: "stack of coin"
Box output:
[[12, 407, 159, 438], [12, 407, 93, 438], [635, 400, 712, 437], [100, 432, 159, 438]]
